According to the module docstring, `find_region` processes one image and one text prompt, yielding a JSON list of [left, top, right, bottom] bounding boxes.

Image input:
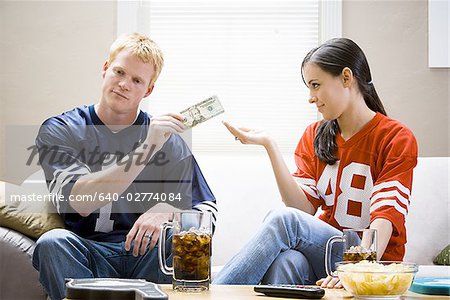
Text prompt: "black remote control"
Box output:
[[254, 284, 325, 299]]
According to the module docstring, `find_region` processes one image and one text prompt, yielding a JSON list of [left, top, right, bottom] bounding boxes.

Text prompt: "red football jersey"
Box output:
[[293, 112, 418, 261]]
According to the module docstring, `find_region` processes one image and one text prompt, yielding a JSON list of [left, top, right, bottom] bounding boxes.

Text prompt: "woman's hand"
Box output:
[[223, 121, 272, 147], [316, 276, 343, 289]]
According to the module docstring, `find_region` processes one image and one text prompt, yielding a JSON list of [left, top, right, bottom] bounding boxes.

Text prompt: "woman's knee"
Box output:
[[264, 207, 309, 227]]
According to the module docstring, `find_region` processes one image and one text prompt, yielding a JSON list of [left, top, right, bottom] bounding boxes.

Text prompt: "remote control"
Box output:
[[254, 284, 325, 299]]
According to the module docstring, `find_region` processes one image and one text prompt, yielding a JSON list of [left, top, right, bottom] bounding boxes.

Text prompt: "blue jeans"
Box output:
[[213, 207, 343, 284], [32, 229, 172, 300]]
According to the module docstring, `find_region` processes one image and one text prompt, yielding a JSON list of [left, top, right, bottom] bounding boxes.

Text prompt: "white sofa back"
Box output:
[[404, 157, 449, 264], [195, 154, 450, 266]]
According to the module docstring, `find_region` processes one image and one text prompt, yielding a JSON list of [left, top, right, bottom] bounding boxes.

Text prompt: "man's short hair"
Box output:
[[108, 32, 164, 86]]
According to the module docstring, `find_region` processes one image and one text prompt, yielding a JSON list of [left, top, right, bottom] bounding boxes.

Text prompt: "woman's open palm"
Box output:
[[223, 121, 270, 147]]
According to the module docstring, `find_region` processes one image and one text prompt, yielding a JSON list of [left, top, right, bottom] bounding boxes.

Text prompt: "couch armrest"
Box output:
[[0, 227, 46, 300]]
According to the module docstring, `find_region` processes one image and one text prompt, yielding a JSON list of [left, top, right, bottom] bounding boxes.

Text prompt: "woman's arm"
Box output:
[[369, 218, 393, 260], [265, 139, 316, 215], [223, 121, 316, 215]]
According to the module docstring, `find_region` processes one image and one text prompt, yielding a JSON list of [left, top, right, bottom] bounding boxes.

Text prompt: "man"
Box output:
[[32, 33, 217, 300]]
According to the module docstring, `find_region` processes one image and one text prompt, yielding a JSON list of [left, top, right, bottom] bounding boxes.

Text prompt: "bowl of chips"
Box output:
[[336, 261, 418, 299]]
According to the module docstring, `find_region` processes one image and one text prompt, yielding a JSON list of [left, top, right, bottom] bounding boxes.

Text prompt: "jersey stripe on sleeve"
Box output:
[[293, 177, 320, 200], [370, 180, 410, 217], [372, 180, 411, 197], [49, 164, 91, 213], [193, 200, 218, 229]]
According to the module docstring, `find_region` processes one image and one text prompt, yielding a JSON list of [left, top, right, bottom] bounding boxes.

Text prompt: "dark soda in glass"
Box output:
[[172, 230, 211, 281]]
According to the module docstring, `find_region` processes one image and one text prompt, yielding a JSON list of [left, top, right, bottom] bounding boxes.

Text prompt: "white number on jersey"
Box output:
[[94, 202, 115, 233], [317, 162, 373, 228], [93, 154, 118, 233]]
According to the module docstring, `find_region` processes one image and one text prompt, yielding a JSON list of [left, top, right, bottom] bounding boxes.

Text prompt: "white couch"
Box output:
[[197, 154, 450, 278]]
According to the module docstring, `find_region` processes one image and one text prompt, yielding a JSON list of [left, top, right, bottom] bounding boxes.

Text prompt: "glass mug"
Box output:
[[325, 228, 377, 276], [158, 211, 212, 292]]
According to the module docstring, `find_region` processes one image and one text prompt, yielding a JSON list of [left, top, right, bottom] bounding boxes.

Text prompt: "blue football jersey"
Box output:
[[36, 105, 216, 242]]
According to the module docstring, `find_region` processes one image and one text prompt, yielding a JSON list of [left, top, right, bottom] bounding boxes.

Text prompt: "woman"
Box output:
[[213, 38, 417, 288]]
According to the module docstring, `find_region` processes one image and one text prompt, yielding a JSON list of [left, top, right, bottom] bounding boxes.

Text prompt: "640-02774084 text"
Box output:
[[8, 192, 182, 203]]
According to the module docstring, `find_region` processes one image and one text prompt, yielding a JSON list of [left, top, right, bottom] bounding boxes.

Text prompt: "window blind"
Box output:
[[134, 0, 320, 153]]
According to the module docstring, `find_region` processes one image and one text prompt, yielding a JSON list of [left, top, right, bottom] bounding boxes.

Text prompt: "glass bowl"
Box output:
[[336, 261, 418, 299]]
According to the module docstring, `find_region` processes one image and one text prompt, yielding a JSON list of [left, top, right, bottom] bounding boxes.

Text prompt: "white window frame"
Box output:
[[117, 1, 342, 41], [116, 0, 342, 154]]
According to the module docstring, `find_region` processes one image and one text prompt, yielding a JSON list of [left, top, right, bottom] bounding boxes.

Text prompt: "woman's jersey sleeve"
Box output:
[[369, 126, 418, 260], [292, 123, 323, 210]]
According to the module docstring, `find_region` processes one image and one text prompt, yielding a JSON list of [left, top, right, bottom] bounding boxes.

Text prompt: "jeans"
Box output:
[[213, 207, 343, 284], [32, 229, 172, 300]]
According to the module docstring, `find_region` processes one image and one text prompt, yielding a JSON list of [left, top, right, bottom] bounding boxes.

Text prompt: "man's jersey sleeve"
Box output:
[[369, 127, 418, 259], [36, 120, 91, 216], [191, 157, 218, 230], [293, 123, 323, 210]]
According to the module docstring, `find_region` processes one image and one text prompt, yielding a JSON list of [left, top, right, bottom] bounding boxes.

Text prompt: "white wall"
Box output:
[[343, 0, 449, 157], [0, 1, 116, 178]]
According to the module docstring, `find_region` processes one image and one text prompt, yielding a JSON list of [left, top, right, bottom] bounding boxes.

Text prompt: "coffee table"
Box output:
[[64, 284, 447, 299], [160, 285, 446, 299]]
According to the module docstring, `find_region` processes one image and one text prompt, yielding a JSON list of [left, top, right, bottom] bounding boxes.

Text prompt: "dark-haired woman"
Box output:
[[213, 38, 417, 288]]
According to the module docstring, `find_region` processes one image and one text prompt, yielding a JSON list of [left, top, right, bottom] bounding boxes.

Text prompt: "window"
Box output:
[[118, 0, 341, 153]]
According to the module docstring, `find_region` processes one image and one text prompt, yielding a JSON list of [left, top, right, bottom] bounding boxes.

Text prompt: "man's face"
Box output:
[[101, 49, 155, 115]]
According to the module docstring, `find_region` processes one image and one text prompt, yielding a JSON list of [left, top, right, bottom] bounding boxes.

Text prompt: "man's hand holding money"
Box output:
[[146, 113, 186, 149]]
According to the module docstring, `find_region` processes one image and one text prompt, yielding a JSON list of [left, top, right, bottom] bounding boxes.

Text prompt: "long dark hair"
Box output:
[[301, 38, 387, 165]]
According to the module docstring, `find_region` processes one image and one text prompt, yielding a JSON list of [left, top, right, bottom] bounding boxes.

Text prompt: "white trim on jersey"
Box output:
[[193, 201, 218, 227], [370, 181, 410, 218], [370, 199, 408, 217], [370, 190, 410, 208], [372, 180, 411, 197], [293, 177, 319, 199], [49, 164, 90, 213], [50, 164, 90, 194]]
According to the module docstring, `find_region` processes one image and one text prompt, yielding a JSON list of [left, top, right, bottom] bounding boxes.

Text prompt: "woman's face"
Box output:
[[302, 62, 351, 120]]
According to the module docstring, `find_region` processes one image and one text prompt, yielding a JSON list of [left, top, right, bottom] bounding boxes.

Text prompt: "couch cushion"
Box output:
[[0, 171, 64, 239], [434, 244, 450, 266]]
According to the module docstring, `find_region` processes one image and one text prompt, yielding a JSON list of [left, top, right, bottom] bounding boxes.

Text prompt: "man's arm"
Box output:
[[70, 114, 186, 216]]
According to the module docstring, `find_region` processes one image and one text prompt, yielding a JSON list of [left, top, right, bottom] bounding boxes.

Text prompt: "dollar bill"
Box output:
[[180, 95, 225, 128]]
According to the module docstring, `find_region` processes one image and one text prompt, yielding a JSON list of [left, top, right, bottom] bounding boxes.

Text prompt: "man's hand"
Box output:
[[316, 276, 343, 289], [146, 113, 186, 147], [125, 211, 172, 257]]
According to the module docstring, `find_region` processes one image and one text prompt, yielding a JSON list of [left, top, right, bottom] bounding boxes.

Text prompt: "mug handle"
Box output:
[[158, 221, 174, 275], [325, 235, 343, 277]]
